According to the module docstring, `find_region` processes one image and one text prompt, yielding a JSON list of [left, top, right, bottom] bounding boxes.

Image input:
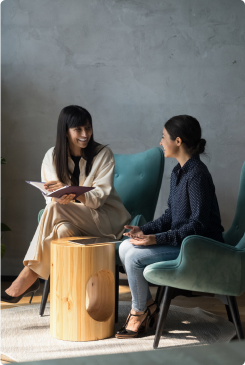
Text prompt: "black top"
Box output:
[[70, 144, 107, 186], [140, 155, 225, 246], [71, 155, 81, 186]]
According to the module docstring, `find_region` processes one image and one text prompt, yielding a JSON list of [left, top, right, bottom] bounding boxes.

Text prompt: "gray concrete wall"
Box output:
[[2, 0, 245, 276]]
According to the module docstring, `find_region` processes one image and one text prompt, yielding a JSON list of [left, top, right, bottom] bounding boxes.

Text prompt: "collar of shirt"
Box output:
[[173, 154, 200, 177], [71, 155, 82, 163]]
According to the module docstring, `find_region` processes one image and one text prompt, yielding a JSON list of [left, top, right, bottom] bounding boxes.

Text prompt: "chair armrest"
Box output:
[[143, 235, 245, 296]]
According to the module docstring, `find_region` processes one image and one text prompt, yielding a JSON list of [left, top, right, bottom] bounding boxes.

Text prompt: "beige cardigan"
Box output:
[[41, 146, 131, 238]]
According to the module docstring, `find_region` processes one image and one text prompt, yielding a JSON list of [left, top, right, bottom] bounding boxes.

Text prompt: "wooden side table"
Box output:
[[50, 237, 115, 341]]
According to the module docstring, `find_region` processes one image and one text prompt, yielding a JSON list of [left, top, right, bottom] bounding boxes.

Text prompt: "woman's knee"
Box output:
[[119, 243, 139, 269], [56, 223, 81, 239], [123, 247, 148, 271], [119, 239, 133, 262]]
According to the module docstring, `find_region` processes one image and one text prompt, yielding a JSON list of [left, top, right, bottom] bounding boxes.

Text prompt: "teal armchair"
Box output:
[[39, 147, 165, 319], [144, 162, 245, 348]]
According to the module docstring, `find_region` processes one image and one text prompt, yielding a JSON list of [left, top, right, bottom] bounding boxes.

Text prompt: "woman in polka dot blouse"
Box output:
[[116, 115, 225, 339]]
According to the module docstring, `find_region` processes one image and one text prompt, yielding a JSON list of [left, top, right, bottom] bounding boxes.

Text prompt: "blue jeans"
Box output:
[[119, 239, 180, 312]]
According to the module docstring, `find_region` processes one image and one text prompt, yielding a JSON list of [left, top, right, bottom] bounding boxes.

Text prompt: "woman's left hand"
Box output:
[[52, 194, 76, 204], [44, 180, 66, 192], [129, 234, 156, 246]]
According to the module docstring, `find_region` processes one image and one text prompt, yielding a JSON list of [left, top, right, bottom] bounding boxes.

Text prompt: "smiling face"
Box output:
[[66, 121, 93, 155], [160, 127, 182, 158]]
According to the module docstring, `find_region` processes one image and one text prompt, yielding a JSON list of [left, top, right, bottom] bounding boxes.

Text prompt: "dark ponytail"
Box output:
[[165, 115, 206, 155], [192, 138, 206, 155]]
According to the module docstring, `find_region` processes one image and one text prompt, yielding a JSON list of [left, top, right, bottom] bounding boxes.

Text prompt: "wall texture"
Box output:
[[2, 0, 245, 275]]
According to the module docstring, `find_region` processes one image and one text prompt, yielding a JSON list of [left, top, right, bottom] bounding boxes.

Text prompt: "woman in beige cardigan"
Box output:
[[2, 105, 131, 303]]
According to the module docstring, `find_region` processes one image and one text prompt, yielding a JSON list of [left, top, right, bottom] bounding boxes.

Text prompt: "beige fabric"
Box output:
[[24, 146, 131, 280]]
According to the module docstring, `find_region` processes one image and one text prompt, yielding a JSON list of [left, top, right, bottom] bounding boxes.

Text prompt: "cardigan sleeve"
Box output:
[[154, 172, 215, 246], [83, 157, 115, 210], [41, 148, 57, 204]]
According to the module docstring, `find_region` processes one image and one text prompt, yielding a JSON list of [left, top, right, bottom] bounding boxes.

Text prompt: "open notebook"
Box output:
[[26, 181, 94, 199]]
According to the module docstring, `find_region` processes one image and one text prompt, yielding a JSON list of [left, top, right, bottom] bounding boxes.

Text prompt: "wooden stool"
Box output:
[[50, 237, 115, 341]]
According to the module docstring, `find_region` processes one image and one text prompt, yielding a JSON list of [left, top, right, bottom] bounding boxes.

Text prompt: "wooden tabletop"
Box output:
[[51, 236, 115, 248]]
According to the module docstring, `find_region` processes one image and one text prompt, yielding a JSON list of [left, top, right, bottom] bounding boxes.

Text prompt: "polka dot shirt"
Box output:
[[140, 155, 225, 246]]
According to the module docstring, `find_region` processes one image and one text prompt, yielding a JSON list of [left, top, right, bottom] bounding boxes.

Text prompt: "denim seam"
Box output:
[[133, 259, 144, 312]]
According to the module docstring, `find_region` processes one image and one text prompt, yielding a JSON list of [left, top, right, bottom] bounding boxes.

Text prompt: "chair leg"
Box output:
[[115, 265, 119, 323], [225, 304, 233, 323], [226, 296, 244, 339], [153, 286, 174, 349], [155, 286, 165, 307], [39, 277, 50, 317]]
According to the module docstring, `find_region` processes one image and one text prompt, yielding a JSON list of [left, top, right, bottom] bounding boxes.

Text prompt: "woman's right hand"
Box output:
[[52, 194, 76, 205], [123, 225, 144, 238], [44, 180, 66, 192]]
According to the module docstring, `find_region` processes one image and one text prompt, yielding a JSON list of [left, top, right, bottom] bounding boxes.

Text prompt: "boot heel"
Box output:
[[143, 317, 150, 333], [149, 316, 155, 328], [29, 291, 35, 304], [148, 302, 160, 328], [149, 312, 159, 328]]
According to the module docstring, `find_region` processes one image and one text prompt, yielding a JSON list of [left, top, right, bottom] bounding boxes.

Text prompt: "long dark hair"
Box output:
[[53, 105, 102, 185], [165, 115, 206, 155]]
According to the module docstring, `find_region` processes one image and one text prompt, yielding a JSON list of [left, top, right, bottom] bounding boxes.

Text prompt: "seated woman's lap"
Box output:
[[43, 201, 102, 237], [119, 238, 180, 269]]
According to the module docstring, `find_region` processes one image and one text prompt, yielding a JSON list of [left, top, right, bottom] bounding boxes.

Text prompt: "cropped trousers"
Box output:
[[119, 238, 180, 312]]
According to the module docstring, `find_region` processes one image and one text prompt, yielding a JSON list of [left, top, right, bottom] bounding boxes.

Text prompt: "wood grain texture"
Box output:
[[50, 237, 115, 341]]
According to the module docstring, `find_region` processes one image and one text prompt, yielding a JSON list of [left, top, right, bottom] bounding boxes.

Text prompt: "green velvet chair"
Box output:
[[39, 147, 165, 319], [144, 162, 245, 348]]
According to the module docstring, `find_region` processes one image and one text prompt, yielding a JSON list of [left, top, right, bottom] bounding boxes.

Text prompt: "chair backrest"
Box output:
[[223, 162, 245, 249], [114, 147, 164, 222]]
